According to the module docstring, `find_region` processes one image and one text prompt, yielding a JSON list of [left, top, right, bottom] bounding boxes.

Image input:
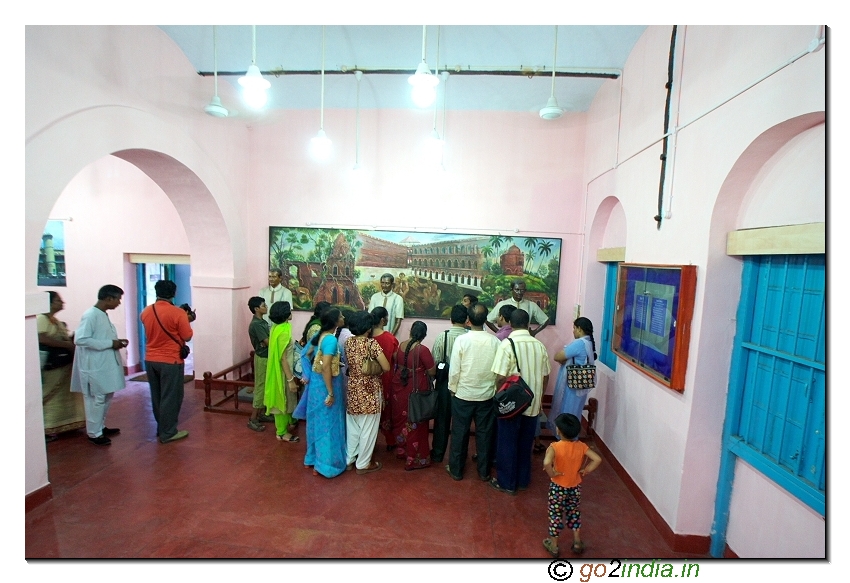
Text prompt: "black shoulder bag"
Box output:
[[494, 338, 534, 419], [152, 303, 190, 359], [407, 343, 437, 424]]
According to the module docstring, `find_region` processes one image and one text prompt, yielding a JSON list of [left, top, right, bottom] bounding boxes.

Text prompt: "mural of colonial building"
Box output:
[[408, 236, 489, 288], [313, 233, 366, 308], [357, 232, 408, 268]]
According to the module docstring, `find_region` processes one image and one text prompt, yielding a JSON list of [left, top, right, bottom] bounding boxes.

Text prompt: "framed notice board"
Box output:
[[612, 264, 697, 392]]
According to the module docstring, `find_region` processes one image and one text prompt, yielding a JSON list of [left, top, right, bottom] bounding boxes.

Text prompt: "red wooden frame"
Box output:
[[612, 264, 697, 392]]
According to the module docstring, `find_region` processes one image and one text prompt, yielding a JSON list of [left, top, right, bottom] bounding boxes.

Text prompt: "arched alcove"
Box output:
[[680, 111, 825, 542], [25, 106, 248, 496]]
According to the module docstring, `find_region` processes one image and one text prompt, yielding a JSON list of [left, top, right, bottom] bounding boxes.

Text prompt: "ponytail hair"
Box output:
[[370, 306, 388, 327], [573, 316, 597, 360], [400, 321, 428, 385], [409, 321, 427, 343]]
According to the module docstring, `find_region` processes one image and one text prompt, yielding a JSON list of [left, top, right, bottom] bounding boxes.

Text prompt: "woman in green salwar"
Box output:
[[264, 301, 299, 442]]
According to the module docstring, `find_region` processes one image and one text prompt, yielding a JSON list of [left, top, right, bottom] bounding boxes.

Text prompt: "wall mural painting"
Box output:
[[38, 220, 67, 287], [269, 227, 562, 323]]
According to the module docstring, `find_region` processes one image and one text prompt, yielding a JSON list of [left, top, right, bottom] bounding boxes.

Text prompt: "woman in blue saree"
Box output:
[[548, 317, 597, 438], [300, 308, 347, 478]]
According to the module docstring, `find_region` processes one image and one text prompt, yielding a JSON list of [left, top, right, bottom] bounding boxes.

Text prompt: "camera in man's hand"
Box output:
[[180, 303, 197, 322]]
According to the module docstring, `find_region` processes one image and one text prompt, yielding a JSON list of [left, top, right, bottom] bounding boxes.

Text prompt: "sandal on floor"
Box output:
[[356, 461, 382, 475], [533, 443, 546, 454], [571, 541, 585, 554], [543, 538, 560, 558], [488, 477, 517, 496], [276, 434, 300, 442]]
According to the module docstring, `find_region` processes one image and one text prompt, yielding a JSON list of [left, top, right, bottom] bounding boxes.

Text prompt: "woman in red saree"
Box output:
[[371, 307, 399, 451], [389, 321, 435, 470]]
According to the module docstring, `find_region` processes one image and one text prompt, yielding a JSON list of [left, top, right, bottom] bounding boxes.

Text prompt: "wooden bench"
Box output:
[[540, 395, 598, 441], [200, 353, 255, 415]]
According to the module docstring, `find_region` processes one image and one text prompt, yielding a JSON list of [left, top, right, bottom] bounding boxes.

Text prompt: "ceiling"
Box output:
[[159, 25, 646, 116]]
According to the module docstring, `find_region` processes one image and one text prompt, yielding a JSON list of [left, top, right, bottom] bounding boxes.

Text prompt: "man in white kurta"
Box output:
[[367, 273, 404, 336], [70, 285, 129, 445]]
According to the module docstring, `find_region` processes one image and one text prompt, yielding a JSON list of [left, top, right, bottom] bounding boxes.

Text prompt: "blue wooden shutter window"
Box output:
[[730, 254, 825, 512]]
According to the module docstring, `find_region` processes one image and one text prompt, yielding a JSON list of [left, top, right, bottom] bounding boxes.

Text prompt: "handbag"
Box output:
[[152, 303, 190, 359], [361, 356, 383, 376], [494, 338, 534, 419], [434, 330, 450, 384], [41, 344, 73, 370], [311, 337, 340, 376], [360, 339, 383, 376], [407, 343, 438, 423], [565, 339, 596, 391]]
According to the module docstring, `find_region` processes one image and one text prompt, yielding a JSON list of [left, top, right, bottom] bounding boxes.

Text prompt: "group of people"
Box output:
[[39, 280, 195, 447], [38, 272, 602, 556], [244, 273, 603, 555], [246, 294, 439, 477]]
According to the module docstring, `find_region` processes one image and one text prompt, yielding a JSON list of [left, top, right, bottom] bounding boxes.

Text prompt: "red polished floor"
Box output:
[[26, 379, 705, 559]]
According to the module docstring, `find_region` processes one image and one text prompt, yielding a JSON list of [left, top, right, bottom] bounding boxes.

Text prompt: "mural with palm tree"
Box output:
[[269, 227, 561, 322]]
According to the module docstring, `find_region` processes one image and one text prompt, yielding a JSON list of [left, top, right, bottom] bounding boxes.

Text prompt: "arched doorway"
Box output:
[[26, 107, 246, 497]]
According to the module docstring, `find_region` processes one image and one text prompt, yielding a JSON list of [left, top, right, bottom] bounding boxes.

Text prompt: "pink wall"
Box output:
[[582, 25, 825, 556], [246, 107, 588, 363], [24, 25, 826, 559], [26, 26, 252, 496], [25, 26, 589, 498], [43, 156, 191, 366]]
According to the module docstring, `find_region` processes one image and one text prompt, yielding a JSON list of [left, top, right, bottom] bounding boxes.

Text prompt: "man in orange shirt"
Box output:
[[140, 280, 194, 443]]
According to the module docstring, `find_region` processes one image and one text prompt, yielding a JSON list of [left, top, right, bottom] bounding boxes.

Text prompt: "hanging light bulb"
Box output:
[[239, 26, 270, 109], [409, 26, 439, 108], [310, 26, 332, 162], [310, 129, 333, 162]]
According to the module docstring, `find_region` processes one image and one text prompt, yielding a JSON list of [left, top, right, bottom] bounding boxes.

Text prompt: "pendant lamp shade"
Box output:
[[239, 26, 270, 109], [310, 129, 333, 161], [409, 26, 439, 108], [310, 26, 332, 162]]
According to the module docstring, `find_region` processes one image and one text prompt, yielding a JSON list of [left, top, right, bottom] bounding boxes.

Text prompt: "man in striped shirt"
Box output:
[[489, 309, 551, 495]]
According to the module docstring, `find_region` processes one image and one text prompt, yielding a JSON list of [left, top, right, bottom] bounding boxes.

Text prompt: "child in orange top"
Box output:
[[542, 413, 602, 557]]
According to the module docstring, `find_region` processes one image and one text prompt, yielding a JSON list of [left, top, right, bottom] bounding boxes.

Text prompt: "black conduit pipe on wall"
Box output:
[[655, 25, 678, 230]]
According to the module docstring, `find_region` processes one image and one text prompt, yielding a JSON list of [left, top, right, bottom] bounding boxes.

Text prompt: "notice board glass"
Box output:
[[612, 264, 697, 392]]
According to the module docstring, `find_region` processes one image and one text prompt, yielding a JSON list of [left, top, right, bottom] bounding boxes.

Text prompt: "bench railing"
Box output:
[[200, 353, 255, 415], [540, 395, 598, 440]]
